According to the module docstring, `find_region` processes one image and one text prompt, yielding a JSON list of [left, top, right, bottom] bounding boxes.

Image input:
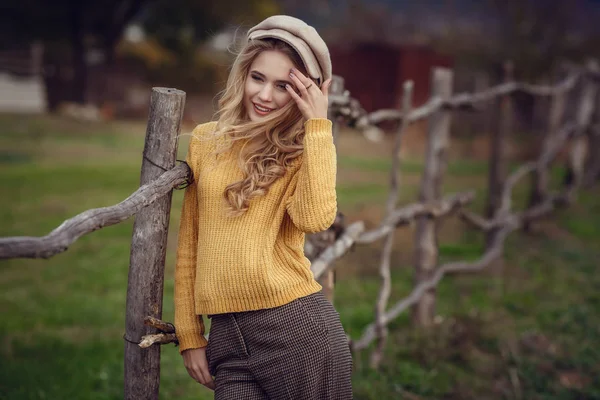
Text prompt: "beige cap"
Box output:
[[247, 15, 332, 84]]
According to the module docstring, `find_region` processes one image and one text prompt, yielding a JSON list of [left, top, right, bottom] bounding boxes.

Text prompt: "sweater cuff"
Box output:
[[304, 118, 333, 139], [177, 331, 208, 354]]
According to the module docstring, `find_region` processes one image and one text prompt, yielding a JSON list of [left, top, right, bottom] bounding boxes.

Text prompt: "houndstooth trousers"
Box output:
[[206, 290, 353, 399]]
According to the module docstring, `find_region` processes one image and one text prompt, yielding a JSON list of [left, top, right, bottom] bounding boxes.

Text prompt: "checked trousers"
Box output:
[[206, 290, 353, 399]]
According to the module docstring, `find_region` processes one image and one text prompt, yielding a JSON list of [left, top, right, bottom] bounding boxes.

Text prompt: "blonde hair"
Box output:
[[212, 38, 315, 217]]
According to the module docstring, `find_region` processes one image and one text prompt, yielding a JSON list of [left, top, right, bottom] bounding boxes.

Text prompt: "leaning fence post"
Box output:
[[485, 61, 514, 248], [584, 119, 600, 187], [317, 75, 345, 304], [584, 63, 600, 187], [124, 88, 186, 400], [525, 75, 567, 232], [565, 60, 599, 199], [412, 68, 453, 326], [329, 75, 345, 146], [370, 80, 413, 369], [474, 71, 492, 137]]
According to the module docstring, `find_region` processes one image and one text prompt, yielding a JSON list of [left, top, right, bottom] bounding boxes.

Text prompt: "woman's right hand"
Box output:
[[182, 347, 215, 390]]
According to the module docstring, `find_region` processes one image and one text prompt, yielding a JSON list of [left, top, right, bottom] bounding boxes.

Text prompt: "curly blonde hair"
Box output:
[[211, 38, 316, 217]]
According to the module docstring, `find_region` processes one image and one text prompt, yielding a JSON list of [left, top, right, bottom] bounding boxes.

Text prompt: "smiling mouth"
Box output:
[[253, 103, 274, 115]]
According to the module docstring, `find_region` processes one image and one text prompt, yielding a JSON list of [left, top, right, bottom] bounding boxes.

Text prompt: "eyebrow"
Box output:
[[251, 70, 293, 86]]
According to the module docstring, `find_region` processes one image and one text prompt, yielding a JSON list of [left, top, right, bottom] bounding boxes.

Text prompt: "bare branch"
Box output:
[[353, 223, 518, 351], [355, 73, 580, 127], [464, 120, 575, 233], [0, 163, 191, 259], [311, 221, 365, 280], [519, 192, 569, 222], [309, 193, 474, 285], [412, 68, 455, 325], [144, 316, 175, 333], [138, 333, 178, 349], [353, 117, 589, 351], [562, 60, 600, 83], [538, 122, 577, 166], [459, 209, 499, 231], [498, 162, 537, 216], [565, 60, 600, 200], [371, 81, 413, 368], [357, 192, 475, 244], [353, 172, 583, 353]]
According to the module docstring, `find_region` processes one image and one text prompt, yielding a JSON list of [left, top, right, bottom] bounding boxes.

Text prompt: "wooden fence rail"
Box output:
[[0, 162, 190, 259], [320, 62, 598, 368], [1, 61, 599, 397]]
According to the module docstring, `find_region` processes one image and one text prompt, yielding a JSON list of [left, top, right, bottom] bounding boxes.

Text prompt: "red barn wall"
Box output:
[[330, 43, 453, 113]]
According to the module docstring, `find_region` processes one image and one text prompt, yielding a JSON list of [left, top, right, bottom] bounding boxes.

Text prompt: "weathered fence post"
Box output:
[[124, 87, 186, 400], [486, 61, 514, 248], [317, 75, 345, 304], [474, 71, 491, 137], [329, 75, 345, 146], [412, 68, 453, 326], [584, 126, 600, 187], [584, 67, 600, 187], [565, 61, 599, 199], [525, 76, 566, 231], [371, 81, 413, 368]]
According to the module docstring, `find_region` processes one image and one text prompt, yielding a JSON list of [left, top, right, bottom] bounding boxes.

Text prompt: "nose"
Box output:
[[258, 84, 273, 102]]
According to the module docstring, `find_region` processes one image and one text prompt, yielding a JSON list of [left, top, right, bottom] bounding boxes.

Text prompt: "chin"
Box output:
[[250, 112, 263, 122]]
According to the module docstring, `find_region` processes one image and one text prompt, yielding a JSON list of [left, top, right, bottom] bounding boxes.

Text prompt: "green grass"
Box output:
[[1, 113, 599, 399], [338, 155, 490, 176]]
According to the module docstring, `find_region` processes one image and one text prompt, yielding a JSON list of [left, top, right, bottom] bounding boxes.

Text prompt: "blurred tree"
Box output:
[[142, 0, 278, 57], [477, 0, 600, 80], [488, 0, 576, 79], [139, 0, 278, 93], [0, 0, 149, 110], [0, 0, 277, 111]]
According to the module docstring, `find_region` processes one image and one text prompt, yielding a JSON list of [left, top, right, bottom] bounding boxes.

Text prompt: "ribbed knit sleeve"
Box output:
[[286, 118, 337, 233], [174, 136, 208, 353]]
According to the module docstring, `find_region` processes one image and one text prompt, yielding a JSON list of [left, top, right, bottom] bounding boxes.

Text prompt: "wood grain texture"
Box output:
[[124, 87, 185, 400], [316, 75, 345, 303], [525, 83, 568, 233], [486, 61, 514, 247], [412, 68, 453, 326], [565, 61, 599, 201], [371, 81, 413, 368]]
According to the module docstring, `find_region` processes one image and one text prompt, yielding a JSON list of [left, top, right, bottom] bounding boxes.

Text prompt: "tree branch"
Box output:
[[352, 223, 517, 351], [311, 222, 365, 280], [351, 73, 580, 127], [0, 163, 191, 259], [138, 333, 178, 348], [357, 191, 475, 244]]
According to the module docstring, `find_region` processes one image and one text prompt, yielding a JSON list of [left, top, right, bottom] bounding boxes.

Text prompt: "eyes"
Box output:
[[251, 73, 288, 92]]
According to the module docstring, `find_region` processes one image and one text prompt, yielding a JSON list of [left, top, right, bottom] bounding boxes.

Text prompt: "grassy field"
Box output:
[[1, 113, 599, 399]]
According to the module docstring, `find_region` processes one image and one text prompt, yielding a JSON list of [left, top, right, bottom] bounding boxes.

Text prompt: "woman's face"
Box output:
[[243, 50, 296, 122]]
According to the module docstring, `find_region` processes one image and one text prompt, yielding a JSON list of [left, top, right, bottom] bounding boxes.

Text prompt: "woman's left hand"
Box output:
[[286, 68, 331, 120]]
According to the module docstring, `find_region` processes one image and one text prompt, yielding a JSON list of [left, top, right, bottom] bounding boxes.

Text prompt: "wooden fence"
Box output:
[[310, 60, 600, 369], [1, 61, 599, 398]]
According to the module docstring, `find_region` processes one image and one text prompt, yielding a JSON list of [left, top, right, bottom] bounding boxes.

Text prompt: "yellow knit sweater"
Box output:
[[174, 118, 337, 352]]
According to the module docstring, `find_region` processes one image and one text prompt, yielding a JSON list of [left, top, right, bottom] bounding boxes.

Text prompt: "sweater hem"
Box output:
[[194, 280, 323, 315]]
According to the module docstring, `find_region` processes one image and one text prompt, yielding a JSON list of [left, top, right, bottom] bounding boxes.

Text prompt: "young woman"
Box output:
[[174, 15, 353, 399]]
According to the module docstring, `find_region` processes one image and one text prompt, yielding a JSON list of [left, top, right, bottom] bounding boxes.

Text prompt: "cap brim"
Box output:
[[248, 29, 323, 83]]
